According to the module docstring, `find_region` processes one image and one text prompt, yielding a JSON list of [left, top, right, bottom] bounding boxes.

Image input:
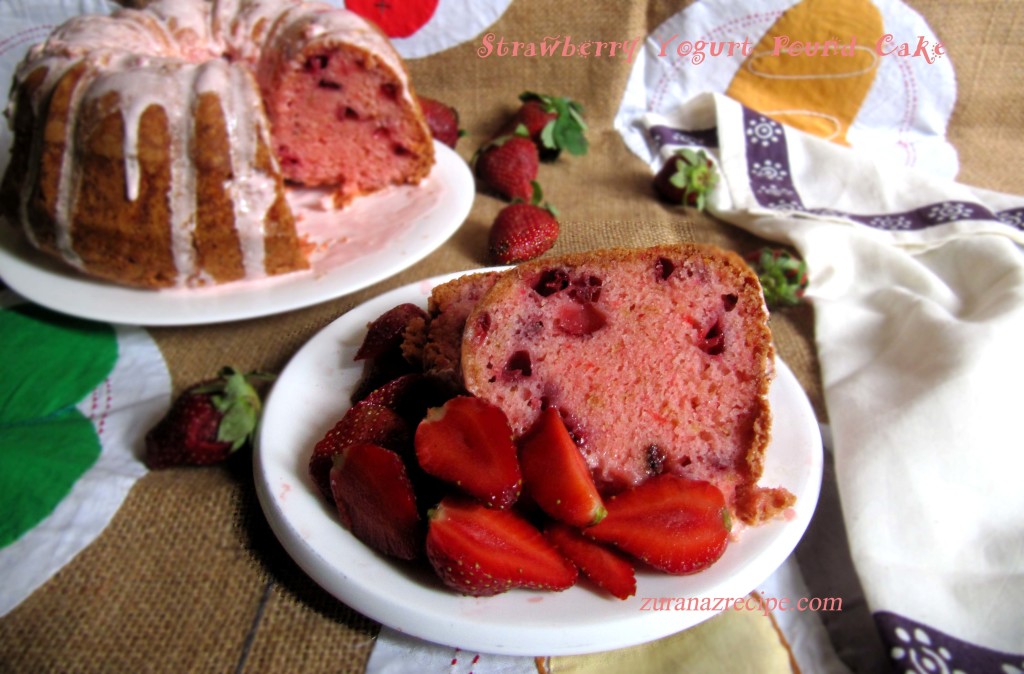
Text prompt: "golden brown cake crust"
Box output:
[[421, 271, 502, 386]]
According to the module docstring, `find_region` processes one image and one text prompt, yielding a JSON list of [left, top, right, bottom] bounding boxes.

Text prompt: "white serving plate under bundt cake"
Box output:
[[1, 0, 435, 289]]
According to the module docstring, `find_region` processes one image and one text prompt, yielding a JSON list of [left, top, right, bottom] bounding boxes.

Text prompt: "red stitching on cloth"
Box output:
[[648, 12, 783, 112], [0, 26, 54, 55]]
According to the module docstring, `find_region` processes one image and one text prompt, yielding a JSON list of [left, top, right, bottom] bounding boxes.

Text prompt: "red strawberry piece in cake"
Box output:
[[519, 407, 606, 527], [425, 495, 578, 596], [584, 474, 731, 575], [330, 442, 423, 560], [460, 244, 795, 525], [414, 396, 522, 509], [545, 522, 636, 600]]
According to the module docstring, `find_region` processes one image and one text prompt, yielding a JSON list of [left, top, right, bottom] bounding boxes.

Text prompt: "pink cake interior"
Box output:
[[261, 45, 429, 201], [461, 251, 774, 505]]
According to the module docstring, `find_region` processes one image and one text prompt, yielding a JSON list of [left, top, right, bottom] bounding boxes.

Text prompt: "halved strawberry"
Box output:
[[351, 303, 428, 402], [309, 401, 411, 502], [545, 522, 636, 600], [519, 407, 606, 527], [362, 373, 457, 426], [414, 396, 522, 509], [585, 475, 731, 574], [425, 496, 578, 596], [330, 442, 422, 560]]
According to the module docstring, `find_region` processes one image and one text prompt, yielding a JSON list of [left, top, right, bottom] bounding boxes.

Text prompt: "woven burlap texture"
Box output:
[[2, 0, 1021, 672]]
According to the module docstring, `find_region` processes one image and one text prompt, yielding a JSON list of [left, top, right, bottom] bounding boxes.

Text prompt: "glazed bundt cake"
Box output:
[[458, 244, 795, 524], [0, 0, 434, 288]]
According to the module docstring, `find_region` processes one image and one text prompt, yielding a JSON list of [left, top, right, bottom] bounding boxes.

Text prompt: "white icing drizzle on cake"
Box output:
[[4, 0, 413, 287]]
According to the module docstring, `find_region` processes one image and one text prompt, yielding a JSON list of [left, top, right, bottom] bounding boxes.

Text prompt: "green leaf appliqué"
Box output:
[[0, 304, 117, 547]]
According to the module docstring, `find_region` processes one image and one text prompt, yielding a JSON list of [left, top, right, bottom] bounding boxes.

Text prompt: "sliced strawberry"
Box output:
[[362, 372, 457, 426], [585, 475, 731, 574], [351, 303, 430, 403], [414, 396, 522, 509], [519, 407, 606, 527], [309, 401, 411, 502], [354, 303, 429, 361], [330, 442, 422, 560], [350, 353, 418, 405], [425, 496, 578, 596], [545, 522, 636, 600]]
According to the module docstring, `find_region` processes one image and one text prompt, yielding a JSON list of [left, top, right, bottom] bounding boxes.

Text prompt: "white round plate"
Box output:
[[0, 142, 472, 326], [254, 269, 823, 657]]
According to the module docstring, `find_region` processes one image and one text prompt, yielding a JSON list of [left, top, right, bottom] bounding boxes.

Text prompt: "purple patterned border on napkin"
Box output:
[[876, 612, 1024, 673], [648, 109, 1024, 233]]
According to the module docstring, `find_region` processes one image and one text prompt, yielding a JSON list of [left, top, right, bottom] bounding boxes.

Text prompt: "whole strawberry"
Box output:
[[488, 201, 559, 265], [653, 148, 718, 211], [417, 95, 463, 149], [144, 367, 269, 469], [499, 92, 589, 161], [745, 247, 809, 309], [474, 133, 539, 202]]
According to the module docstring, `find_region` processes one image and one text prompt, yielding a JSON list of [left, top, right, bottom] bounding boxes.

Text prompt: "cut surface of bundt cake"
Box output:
[[0, 0, 434, 289], [256, 7, 434, 205], [459, 244, 794, 524]]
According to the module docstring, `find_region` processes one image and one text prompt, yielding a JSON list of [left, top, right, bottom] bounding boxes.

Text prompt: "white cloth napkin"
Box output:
[[637, 91, 1024, 670]]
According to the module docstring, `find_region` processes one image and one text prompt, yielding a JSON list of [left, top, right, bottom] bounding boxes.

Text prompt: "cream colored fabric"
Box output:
[[2, 0, 1021, 671]]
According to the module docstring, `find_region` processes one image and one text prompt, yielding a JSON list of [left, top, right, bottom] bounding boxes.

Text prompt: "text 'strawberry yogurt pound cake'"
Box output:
[[460, 244, 795, 524]]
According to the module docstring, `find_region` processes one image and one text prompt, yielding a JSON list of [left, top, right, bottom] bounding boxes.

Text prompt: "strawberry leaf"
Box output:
[[521, 91, 589, 156], [539, 120, 557, 150], [209, 367, 272, 451], [667, 149, 718, 211], [746, 248, 809, 309]]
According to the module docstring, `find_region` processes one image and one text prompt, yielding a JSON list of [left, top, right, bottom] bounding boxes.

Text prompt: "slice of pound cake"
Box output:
[[460, 244, 795, 524]]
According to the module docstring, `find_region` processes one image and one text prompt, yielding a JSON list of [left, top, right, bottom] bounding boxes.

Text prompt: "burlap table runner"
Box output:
[[1, 1, 1020, 671]]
